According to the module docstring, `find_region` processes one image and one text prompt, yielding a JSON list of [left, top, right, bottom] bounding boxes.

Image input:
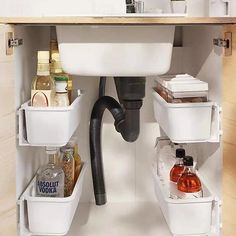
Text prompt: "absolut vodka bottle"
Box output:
[[36, 147, 64, 197]]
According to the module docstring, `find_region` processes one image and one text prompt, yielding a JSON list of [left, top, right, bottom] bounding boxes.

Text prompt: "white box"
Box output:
[[20, 163, 87, 235], [19, 95, 83, 147], [153, 92, 214, 143], [153, 173, 214, 235]]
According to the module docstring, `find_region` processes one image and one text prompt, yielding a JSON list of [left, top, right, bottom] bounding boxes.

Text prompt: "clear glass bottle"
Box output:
[[50, 40, 73, 104], [36, 147, 64, 197], [54, 76, 69, 107], [61, 147, 75, 197], [170, 148, 185, 183], [31, 51, 55, 107], [177, 156, 203, 199]]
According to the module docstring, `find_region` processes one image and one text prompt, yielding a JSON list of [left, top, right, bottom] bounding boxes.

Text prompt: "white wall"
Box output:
[[0, 0, 126, 16]]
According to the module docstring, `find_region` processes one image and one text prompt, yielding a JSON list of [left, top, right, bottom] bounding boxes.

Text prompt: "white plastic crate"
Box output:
[[18, 95, 83, 147], [152, 92, 215, 143], [19, 162, 87, 235], [153, 173, 214, 235]]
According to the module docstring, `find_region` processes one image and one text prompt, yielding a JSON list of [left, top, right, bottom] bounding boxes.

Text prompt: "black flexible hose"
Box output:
[[90, 96, 125, 205], [99, 77, 106, 98]]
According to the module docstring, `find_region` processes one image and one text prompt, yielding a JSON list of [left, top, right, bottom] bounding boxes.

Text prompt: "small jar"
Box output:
[[54, 76, 69, 107], [61, 147, 75, 197]]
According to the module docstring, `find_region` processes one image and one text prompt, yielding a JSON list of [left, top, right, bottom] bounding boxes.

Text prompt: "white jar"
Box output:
[[54, 76, 69, 107], [171, 1, 186, 14], [186, 0, 209, 16], [209, 0, 230, 16]]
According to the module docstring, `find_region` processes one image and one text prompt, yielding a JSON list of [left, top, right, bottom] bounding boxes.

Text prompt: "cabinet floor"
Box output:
[[67, 202, 171, 236]]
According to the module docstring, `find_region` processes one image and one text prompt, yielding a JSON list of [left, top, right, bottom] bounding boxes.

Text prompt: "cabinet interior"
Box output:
[[14, 25, 223, 236]]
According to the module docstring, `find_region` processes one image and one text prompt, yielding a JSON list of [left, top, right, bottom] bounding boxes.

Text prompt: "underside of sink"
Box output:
[[56, 26, 175, 77]]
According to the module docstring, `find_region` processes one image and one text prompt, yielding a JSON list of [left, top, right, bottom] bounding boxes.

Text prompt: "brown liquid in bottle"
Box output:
[[177, 156, 203, 198], [177, 172, 202, 193], [170, 164, 185, 182]]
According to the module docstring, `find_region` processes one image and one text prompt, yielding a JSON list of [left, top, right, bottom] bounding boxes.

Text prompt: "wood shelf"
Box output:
[[1, 16, 236, 25]]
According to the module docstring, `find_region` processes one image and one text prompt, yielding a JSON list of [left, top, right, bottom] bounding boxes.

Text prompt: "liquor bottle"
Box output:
[[50, 40, 73, 104], [177, 156, 203, 199], [36, 147, 64, 197], [67, 135, 82, 185], [31, 51, 55, 107], [61, 146, 75, 197], [170, 148, 185, 182]]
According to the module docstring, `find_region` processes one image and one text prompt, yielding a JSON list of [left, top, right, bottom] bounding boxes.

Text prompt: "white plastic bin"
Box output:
[[153, 92, 214, 143], [19, 95, 83, 146], [20, 162, 87, 235], [153, 173, 214, 235]]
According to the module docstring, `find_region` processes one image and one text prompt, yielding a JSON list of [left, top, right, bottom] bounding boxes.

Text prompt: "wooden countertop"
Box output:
[[1, 16, 236, 25]]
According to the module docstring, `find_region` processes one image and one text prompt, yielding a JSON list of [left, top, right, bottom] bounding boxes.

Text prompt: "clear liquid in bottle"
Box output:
[[36, 147, 64, 197]]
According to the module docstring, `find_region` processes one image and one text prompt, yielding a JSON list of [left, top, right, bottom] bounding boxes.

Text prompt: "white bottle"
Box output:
[[54, 76, 70, 107]]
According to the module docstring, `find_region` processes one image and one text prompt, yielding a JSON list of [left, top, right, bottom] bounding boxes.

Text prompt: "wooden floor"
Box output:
[[223, 26, 236, 235]]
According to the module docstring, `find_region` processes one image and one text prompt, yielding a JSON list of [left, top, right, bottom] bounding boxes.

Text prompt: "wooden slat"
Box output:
[[0, 24, 16, 236], [0, 16, 236, 25], [223, 25, 236, 235]]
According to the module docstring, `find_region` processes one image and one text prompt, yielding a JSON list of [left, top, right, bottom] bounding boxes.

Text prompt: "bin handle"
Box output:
[[17, 108, 30, 146]]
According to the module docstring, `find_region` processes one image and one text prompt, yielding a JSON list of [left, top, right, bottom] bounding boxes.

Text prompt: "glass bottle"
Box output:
[[36, 147, 64, 197], [54, 76, 70, 107], [50, 40, 73, 104], [61, 147, 75, 197], [68, 138, 82, 185], [177, 156, 203, 199], [170, 148, 185, 183], [31, 51, 55, 107]]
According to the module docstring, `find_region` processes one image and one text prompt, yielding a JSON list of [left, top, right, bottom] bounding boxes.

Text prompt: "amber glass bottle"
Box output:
[[170, 148, 185, 183], [177, 156, 203, 199]]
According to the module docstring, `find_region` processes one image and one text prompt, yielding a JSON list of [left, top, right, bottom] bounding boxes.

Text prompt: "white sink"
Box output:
[[56, 25, 175, 76]]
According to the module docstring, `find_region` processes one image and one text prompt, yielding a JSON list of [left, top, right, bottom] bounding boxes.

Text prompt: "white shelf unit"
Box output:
[[11, 25, 224, 236], [153, 173, 216, 235], [152, 92, 222, 143], [18, 95, 83, 147], [18, 163, 88, 236]]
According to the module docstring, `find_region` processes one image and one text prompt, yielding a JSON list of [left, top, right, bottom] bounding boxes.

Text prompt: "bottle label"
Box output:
[[37, 180, 60, 197], [31, 90, 54, 107]]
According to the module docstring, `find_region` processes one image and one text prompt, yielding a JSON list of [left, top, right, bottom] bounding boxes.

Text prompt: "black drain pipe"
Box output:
[[90, 77, 146, 205]]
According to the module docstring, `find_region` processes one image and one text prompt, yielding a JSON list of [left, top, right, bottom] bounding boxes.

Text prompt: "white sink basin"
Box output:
[[56, 25, 175, 76]]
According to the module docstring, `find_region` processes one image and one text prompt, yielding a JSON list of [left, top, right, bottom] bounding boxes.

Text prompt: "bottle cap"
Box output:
[[60, 146, 74, 154], [176, 148, 185, 158], [37, 51, 50, 64], [183, 156, 194, 166], [55, 76, 68, 81]]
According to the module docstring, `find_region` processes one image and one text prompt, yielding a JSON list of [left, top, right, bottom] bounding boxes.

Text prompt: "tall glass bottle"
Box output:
[[177, 156, 203, 199], [31, 51, 55, 107], [36, 147, 64, 197], [50, 40, 73, 104], [61, 146, 75, 197]]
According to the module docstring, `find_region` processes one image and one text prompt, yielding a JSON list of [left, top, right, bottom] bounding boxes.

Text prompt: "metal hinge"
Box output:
[[213, 32, 232, 56], [6, 32, 23, 55], [9, 38, 23, 47]]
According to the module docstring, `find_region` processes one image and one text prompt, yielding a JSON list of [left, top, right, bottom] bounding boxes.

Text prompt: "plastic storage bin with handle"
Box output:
[[19, 163, 87, 235]]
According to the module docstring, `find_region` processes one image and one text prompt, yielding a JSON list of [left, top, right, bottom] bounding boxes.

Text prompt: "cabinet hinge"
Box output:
[[6, 32, 23, 55], [9, 38, 23, 47], [213, 32, 232, 56]]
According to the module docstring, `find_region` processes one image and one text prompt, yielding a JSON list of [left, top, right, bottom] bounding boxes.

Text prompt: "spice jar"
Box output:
[[61, 147, 75, 197]]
